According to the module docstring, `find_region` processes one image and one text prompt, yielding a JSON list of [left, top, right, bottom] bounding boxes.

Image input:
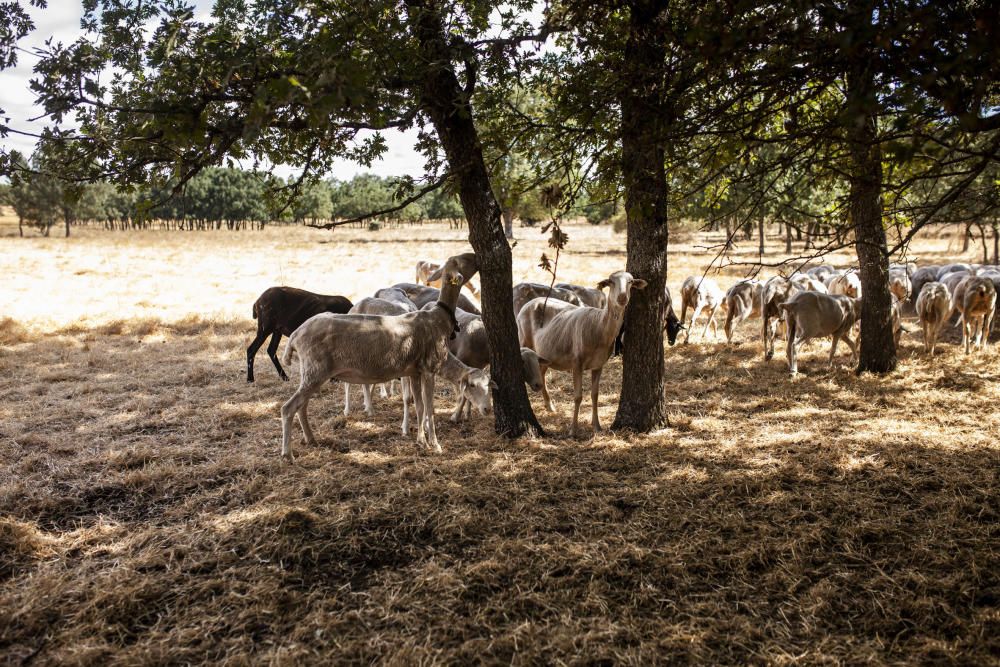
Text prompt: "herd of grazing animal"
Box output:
[[246, 253, 997, 459]]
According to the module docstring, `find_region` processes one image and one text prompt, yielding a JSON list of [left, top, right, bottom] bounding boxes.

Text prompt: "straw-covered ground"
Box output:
[[1, 217, 998, 664]]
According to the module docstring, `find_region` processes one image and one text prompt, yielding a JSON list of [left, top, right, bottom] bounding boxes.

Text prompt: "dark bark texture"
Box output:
[[612, 0, 670, 432], [406, 0, 542, 437], [846, 36, 897, 374]]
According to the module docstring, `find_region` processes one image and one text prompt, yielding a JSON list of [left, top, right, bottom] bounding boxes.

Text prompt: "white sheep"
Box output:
[[679, 275, 725, 343], [779, 292, 862, 375], [915, 282, 952, 356], [517, 271, 646, 436], [278, 253, 477, 460], [723, 279, 762, 344]]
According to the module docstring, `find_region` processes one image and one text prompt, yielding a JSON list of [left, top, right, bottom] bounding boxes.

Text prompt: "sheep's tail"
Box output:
[[281, 334, 296, 366]]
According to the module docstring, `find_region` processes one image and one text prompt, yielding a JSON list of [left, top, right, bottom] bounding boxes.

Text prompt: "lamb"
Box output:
[[447, 308, 545, 392], [760, 276, 801, 360], [278, 253, 478, 460], [437, 352, 493, 422], [517, 271, 647, 435], [723, 279, 762, 344], [779, 291, 862, 375], [512, 282, 584, 315], [679, 275, 725, 343], [246, 287, 353, 383], [416, 260, 481, 299], [915, 282, 952, 356], [953, 276, 997, 354], [392, 282, 481, 315]]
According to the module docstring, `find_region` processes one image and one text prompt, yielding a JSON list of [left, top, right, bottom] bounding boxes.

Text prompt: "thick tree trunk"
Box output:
[[406, 0, 542, 437], [847, 46, 896, 374], [502, 208, 514, 240], [785, 221, 793, 253], [612, 0, 670, 433]]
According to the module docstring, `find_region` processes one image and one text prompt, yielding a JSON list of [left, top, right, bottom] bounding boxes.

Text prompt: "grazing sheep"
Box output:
[[954, 276, 997, 354], [679, 275, 725, 343], [760, 276, 801, 361], [909, 266, 941, 302], [437, 352, 493, 422], [517, 271, 647, 436], [392, 282, 481, 315], [555, 282, 608, 309], [615, 284, 682, 356], [826, 271, 862, 299], [278, 253, 478, 460], [790, 274, 830, 293], [247, 287, 353, 383], [915, 282, 952, 356], [889, 268, 912, 304], [446, 307, 545, 392], [512, 282, 584, 316], [723, 279, 762, 344], [779, 292, 862, 375], [937, 263, 972, 280]]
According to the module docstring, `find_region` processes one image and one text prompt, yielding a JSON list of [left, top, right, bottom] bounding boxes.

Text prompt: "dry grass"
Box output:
[[1, 222, 998, 664]]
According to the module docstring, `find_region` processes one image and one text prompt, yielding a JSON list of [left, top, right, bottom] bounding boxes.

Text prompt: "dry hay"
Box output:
[[0, 223, 998, 664]]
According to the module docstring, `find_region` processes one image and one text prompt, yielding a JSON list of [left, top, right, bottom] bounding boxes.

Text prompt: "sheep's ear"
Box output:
[[427, 266, 444, 283], [597, 279, 612, 290], [489, 379, 498, 390], [632, 279, 648, 290], [536, 356, 550, 365]]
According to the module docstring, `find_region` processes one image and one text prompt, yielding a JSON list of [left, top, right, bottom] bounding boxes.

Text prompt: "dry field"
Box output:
[[1, 218, 998, 664]]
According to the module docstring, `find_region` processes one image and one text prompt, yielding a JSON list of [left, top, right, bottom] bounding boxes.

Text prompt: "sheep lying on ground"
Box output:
[[518, 271, 647, 436], [278, 253, 478, 460], [779, 291, 862, 375], [247, 287, 352, 382]]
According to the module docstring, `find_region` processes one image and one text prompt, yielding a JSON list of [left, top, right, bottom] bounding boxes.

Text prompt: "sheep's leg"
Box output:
[[362, 384, 375, 416], [267, 333, 288, 381], [724, 307, 737, 344], [281, 382, 319, 461], [687, 304, 704, 343], [786, 319, 798, 375], [411, 375, 426, 447], [842, 331, 857, 363], [922, 321, 930, 355], [450, 387, 465, 423], [379, 383, 390, 398], [703, 305, 720, 340], [343, 383, 351, 416], [401, 378, 411, 435], [590, 368, 603, 433], [571, 364, 584, 437], [421, 373, 441, 453], [296, 396, 316, 447], [963, 317, 972, 354], [540, 366, 555, 412], [246, 331, 268, 383], [828, 334, 840, 367]]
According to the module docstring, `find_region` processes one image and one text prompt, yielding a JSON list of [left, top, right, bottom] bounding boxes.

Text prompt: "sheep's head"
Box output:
[[461, 369, 492, 415], [598, 271, 647, 308], [520, 347, 545, 392], [665, 313, 684, 345]]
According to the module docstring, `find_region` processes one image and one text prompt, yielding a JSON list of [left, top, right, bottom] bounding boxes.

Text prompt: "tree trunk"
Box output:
[[502, 208, 514, 240], [406, 0, 542, 437], [978, 222, 989, 264], [962, 222, 971, 252], [612, 0, 670, 433], [785, 221, 792, 253], [846, 36, 896, 375], [758, 215, 765, 256], [992, 220, 998, 265]]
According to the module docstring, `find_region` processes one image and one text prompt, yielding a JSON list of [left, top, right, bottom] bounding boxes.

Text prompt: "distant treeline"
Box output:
[[0, 168, 483, 236]]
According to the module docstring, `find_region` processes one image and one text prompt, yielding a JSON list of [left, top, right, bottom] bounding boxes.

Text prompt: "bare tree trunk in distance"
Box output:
[[785, 221, 792, 253], [758, 215, 765, 256], [846, 29, 896, 374], [612, 0, 670, 433], [406, 0, 542, 437], [992, 219, 998, 264], [502, 208, 514, 240]]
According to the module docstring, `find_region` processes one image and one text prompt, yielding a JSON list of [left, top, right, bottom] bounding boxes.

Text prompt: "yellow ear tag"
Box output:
[[451, 276, 462, 285]]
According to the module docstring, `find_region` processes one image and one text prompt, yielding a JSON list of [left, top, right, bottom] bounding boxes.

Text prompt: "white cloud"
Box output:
[[0, 0, 425, 180]]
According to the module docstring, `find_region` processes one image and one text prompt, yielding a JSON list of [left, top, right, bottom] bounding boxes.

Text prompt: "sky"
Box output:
[[0, 0, 427, 180]]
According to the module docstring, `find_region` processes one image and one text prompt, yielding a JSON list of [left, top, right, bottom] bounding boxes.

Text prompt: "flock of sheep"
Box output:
[[245, 253, 998, 460]]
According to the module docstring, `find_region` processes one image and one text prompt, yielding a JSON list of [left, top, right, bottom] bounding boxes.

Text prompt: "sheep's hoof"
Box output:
[[280, 374, 290, 382], [281, 452, 295, 464], [247, 377, 254, 383]]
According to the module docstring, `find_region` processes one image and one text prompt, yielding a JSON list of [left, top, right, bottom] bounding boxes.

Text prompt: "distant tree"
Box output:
[[8, 155, 63, 236]]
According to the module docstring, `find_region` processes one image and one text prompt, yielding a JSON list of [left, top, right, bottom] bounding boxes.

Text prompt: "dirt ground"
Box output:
[[1, 219, 997, 664]]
